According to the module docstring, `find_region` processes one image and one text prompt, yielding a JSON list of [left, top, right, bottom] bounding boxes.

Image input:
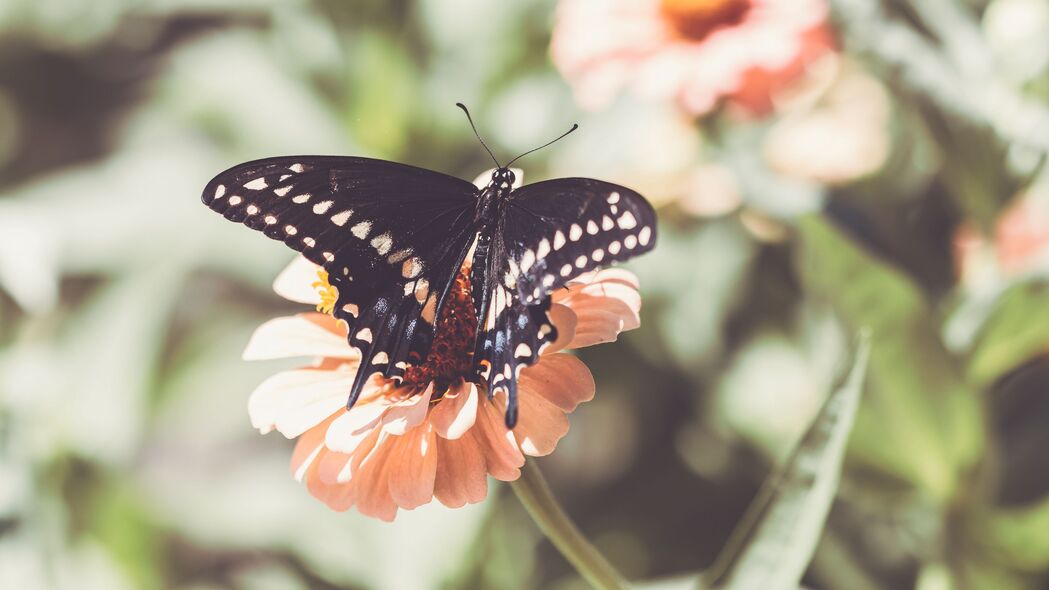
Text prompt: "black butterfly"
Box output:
[[201, 105, 656, 428]]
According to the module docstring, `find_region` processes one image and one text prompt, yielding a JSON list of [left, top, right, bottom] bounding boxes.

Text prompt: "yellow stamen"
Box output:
[[312, 269, 338, 315]]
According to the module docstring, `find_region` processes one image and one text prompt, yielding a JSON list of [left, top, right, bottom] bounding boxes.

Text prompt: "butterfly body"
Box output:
[[203, 156, 655, 427]]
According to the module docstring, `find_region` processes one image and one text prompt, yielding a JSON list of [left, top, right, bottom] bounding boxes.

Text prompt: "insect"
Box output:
[[201, 104, 656, 428]]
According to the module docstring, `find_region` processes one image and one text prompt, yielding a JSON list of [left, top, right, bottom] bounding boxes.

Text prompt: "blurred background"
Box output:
[[1, 0, 1048, 588]]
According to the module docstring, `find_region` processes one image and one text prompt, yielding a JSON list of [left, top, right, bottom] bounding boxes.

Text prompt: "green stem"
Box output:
[[510, 459, 630, 590]]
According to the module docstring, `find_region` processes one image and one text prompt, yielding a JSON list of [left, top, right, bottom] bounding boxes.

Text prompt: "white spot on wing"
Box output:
[[414, 279, 429, 304], [370, 232, 393, 255], [284, 225, 297, 235], [575, 255, 587, 268], [303, 237, 316, 248], [356, 328, 373, 343], [553, 231, 566, 250], [617, 211, 638, 230], [520, 249, 536, 272], [387, 249, 412, 264], [608, 240, 621, 255], [607, 191, 620, 204], [292, 193, 310, 203], [602, 215, 614, 230], [228, 195, 242, 206], [569, 224, 583, 241], [372, 352, 389, 365], [245, 178, 268, 190], [592, 248, 604, 262], [560, 264, 572, 277], [290, 163, 305, 173], [246, 205, 259, 215], [639, 226, 652, 246], [264, 215, 277, 225], [214, 184, 226, 199], [313, 200, 334, 214], [587, 220, 599, 235], [342, 303, 358, 317], [322, 251, 335, 262], [402, 257, 423, 279], [421, 294, 438, 324], [543, 274, 555, 287], [274, 185, 293, 197], [331, 210, 352, 226], [625, 235, 638, 249], [515, 343, 532, 358], [351, 221, 371, 239], [537, 238, 551, 259]]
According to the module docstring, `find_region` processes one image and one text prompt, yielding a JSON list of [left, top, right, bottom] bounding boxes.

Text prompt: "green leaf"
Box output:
[[795, 215, 982, 499], [968, 280, 1049, 386], [706, 334, 870, 590]]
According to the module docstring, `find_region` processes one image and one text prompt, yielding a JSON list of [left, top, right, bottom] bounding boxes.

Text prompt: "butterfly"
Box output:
[[201, 105, 656, 428]]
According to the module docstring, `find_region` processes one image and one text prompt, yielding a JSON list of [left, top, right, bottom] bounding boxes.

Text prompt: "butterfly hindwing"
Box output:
[[202, 156, 480, 405]]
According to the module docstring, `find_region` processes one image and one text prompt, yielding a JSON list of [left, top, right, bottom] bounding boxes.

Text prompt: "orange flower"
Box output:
[[551, 0, 835, 116], [243, 251, 642, 521]]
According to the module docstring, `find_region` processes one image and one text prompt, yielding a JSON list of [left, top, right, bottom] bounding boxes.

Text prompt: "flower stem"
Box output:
[[510, 459, 630, 590]]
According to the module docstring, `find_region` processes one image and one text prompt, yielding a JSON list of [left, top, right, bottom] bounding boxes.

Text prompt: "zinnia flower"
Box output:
[[955, 189, 1049, 284], [551, 0, 835, 116], [241, 173, 644, 521]]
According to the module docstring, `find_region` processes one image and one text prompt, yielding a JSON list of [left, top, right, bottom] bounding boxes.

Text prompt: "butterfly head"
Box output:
[[489, 167, 516, 191]]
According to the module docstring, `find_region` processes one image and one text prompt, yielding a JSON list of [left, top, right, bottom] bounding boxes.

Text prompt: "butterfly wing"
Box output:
[[472, 178, 657, 427], [202, 156, 480, 406]]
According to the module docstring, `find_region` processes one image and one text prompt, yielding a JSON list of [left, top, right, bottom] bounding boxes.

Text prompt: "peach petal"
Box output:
[[273, 256, 324, 304], [544, 303, 578, 354], [326, 399, 388, 454], [243, 313, 357, 361], [433, 434, 489, 508], [474, 398, 525, 481], [387, 425, 438, 509], [290, 414, 337, 481], [381, 384, 434, 435], [519, 353, 595, 412], [513, 391, 571, 456], [248, 369, 355, 438], [555, 271, 641, 348], [306, 451, 356, 511], [353, 434, 400, 521], [429, 381, 479, 440]]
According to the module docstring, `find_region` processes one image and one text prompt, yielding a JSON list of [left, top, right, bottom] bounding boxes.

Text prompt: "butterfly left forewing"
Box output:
[[202, 156, 480, 407]]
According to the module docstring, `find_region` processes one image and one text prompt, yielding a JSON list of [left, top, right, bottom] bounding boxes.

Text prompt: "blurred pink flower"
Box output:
[[955, 192, 1049, 282], [551, 0, 835, 116], [244, 256, 642, 521]]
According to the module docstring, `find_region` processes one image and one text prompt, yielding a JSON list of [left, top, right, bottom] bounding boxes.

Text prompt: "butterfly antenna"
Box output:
[[456, 103, 501, 169], [505, 123, 579, 168]]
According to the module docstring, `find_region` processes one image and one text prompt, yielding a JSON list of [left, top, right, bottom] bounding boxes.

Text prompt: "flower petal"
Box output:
[[381, 385, 434, 435], [243, 313, 356, 361], [544, 303, 578, 354], [326, 398, 388, 454], [273, 255, 324, 305], [304, 449, 356, 512], [433, 434, 488, 508], [387, 424, 438, 510], [429, 381, 479, 439], [554, 269, 641, 349], [290, 414, 337, 481], [247, 369, 354, 438], [519, 353, 595, 413], [353, 433, 400, 521], [513, 390, 571, 457], [473, 397, 525, 481]]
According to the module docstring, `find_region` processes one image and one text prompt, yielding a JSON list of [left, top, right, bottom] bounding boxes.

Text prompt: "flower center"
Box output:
[[660, 0, 751, 41], [402, 267, 478, 395], [312, 270, 338, 315]]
